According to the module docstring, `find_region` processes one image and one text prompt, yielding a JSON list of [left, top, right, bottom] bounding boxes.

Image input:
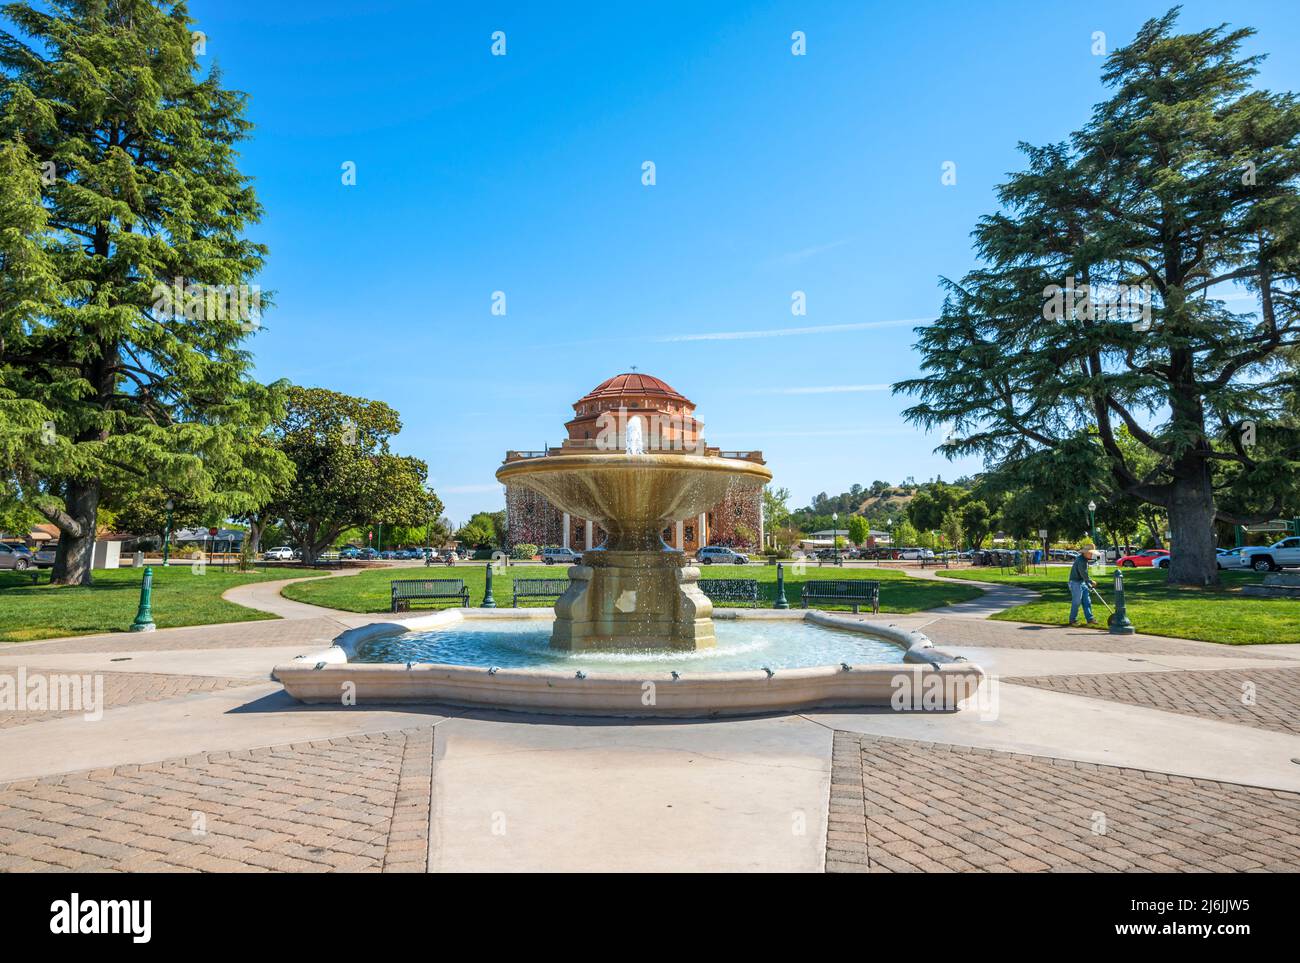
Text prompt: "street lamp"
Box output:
[[1087, 499, 1098, 548], [832, 511, 839, 566], [162, 499, 175, 566]]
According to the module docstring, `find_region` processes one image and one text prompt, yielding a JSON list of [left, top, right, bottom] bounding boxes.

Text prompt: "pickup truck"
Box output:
[[1239, 537, 1300, 572]]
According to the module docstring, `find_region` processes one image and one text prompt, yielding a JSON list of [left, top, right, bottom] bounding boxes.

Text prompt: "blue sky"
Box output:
[[194, 0, 1300, 525]]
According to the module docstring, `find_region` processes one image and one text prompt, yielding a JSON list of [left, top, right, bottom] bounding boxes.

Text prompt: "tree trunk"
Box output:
[[50, 479, 100, 586], [1166, 452, 1219, 586]]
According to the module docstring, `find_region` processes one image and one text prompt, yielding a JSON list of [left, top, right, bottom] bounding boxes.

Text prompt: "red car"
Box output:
[[1115, 549, 1170, 568]]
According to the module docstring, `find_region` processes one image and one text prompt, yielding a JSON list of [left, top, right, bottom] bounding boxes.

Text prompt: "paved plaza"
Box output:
[[0, 574, 1297, 872]]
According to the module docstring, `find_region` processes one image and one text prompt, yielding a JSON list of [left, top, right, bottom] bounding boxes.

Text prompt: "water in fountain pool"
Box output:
[[352, 618, 905, 672]]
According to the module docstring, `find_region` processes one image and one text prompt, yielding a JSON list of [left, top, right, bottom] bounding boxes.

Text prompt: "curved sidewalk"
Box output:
[[221, 567, 364, 620]]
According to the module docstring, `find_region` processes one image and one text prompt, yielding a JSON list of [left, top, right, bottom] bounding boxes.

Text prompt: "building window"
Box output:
[[685, 525, 694, 543]]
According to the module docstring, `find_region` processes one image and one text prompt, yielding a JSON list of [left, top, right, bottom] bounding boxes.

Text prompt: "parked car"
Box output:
[[0, 542, 35, 571], [896, 547, 935, 560], [263, 546, 296, 561], [1239, 536, 1300, 572], [30, 543, 57, 567], [540, 546, 582, 565], [1214, 548, 1250, 571], [338, 547, 360, 559], [1115, 549, 1170, 568], [695, 545, 749, 565]]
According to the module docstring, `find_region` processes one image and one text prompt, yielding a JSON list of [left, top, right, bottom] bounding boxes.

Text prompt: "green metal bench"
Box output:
[[800, 579, 879, 614], [511, 577, 570, 607], [390, 578, 470, 612], [698, 578, 761, 607]]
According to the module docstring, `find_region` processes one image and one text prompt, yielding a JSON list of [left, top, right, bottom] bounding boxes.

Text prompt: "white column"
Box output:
[[675, 520, 684, 550], [698, 513, 707, 548], [585, 519, 593, 551], [561, 513, 570, 550], [758, 497, 765, 550]]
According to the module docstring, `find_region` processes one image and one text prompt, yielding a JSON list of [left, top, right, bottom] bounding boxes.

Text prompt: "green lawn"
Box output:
[[282, 562, 986, 614], [0, 565, 285, 643], [935, 566, 1299, 645]]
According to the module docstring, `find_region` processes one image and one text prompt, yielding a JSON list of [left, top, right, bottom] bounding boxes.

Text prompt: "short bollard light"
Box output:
[[129, 566, 157, 632], [774, 561, 790, 609], [1108, 568, 1135, 635], [481, 561, 497, 608]]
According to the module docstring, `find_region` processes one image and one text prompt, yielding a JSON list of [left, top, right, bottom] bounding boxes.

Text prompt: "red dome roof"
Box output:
[[576, 373, 691, 407]]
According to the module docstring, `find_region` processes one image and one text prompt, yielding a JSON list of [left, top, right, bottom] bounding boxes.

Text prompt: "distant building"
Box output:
[[502, 372, 766, 553]]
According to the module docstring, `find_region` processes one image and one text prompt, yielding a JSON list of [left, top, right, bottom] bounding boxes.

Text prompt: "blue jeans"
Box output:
[[1069, 580, 1094, 623]]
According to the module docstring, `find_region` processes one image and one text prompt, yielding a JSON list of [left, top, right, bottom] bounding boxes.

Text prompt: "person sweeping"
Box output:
[[1068, 547, 1099, 626]]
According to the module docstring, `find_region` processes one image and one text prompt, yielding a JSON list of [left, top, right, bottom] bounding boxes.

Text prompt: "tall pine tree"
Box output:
[[0, 1, 288, 583], [897, 10, 1300, 585]]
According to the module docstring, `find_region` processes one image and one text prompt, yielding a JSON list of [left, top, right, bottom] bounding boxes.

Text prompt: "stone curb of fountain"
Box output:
[[272, 607, 985, 717]]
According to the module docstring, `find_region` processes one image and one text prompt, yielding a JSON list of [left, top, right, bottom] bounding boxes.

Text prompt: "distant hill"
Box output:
[[855, 487, 915, 517]]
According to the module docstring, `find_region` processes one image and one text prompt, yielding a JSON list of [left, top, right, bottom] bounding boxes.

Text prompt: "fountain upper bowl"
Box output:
[[496, 451, 772, 537]]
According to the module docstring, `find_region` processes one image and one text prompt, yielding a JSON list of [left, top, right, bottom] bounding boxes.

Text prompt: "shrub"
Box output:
[[511, 543, 538, 560]]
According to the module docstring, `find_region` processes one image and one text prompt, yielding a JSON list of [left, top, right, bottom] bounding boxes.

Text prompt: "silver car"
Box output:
[[0, 542, 35, 571]]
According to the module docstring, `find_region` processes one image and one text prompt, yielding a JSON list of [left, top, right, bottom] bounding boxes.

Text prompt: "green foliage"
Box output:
[[511, 543, 538, 560], [846, 515, 870, 546], [0, 0, 292, 583], [896, 9, 1300, 585], [960, 499, 992, 549], [458, 511, 499, 550], [906, 481, 963, 532], [762, 485, 791, 531], [891, 519, 919, 548], [940, 509, 964, 550], [265, 386, 441, 561]]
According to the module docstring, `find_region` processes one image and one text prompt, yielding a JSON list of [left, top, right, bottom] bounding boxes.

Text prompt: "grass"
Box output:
[[935, 565, 1299, 645], [281, 562, 987, 615], [0, 565, 286, 643]]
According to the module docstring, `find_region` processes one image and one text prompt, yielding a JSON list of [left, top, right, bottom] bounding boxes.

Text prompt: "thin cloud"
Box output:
[[656, 317, 932, 343], [766, 238, 854, 267]]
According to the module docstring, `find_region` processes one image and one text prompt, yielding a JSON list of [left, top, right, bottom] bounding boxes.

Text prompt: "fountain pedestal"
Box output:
[[552, 550, 715, 651]]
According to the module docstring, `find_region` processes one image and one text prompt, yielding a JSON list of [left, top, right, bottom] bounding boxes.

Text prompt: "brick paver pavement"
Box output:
[[0, 667, 264, 729], [1007, 666, 1300, 736], [827, 732, 1300, 873], [0, 727, 433, 872], [3, 616, 350, 656]]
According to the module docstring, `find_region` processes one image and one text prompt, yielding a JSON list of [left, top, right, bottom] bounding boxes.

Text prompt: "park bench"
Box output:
[[698, 578, 761, 607], [512, 577, 570, 607], [390, 578, 470, 612], [801, 579, 880, 614]]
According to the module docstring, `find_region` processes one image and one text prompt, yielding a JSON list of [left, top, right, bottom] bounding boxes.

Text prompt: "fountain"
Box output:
[[272, 376, 985, 716], [495, 439, 771, 651]]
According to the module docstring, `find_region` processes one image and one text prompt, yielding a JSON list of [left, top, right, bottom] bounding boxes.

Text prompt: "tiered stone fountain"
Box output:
[[495, 446, 771, 651]]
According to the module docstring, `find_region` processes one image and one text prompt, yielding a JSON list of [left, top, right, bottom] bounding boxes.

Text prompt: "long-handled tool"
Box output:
[[1087, 582, 1114, 614]]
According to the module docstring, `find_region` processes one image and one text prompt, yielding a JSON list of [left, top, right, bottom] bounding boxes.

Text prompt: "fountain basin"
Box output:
[[272, 609, 985, 717]]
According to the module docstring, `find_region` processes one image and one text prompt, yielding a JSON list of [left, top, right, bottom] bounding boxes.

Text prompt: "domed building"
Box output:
[[503, 373, 766, 554]]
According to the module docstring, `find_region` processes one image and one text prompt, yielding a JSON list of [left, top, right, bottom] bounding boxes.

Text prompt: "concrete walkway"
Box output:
[[221, 568, 364, 621]]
